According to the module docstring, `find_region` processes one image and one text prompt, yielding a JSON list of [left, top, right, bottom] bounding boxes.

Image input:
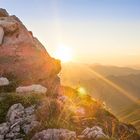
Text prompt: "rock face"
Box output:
[[0, 9, 61, 94], [31, 129, 76, 140], [16, 84, 47, 95]]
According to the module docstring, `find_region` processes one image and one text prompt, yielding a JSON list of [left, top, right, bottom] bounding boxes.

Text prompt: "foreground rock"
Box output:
[[78, 126, 109, 140], [0, 9, 61, 94], [31, 129, 76, 140], [0, 103, 40, 140], [0, 77, 9, 86], [16, 84, 47, 95], [0, 123, 9, 136]]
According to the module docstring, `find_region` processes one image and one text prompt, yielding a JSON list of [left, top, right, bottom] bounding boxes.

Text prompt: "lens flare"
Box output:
[[77, 87, 87, 96]]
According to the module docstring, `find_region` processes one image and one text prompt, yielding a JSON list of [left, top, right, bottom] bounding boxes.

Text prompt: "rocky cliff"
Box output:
[[0, 8, 61, 94]]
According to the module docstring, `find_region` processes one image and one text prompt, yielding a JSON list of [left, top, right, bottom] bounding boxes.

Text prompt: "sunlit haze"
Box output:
[[2, 0, 140, 66], [53, 44, 73, 62]]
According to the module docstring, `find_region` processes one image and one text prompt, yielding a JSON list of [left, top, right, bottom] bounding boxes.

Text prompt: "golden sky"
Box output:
[[2, 0, 140, 66]]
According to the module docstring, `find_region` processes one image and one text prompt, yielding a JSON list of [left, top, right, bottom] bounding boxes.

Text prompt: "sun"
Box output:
[[53, 44, 73, 62]]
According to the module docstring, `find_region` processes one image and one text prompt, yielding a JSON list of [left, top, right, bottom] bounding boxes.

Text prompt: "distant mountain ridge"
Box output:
[[60, 62, 140, 132], [90, 64, 140, 76]]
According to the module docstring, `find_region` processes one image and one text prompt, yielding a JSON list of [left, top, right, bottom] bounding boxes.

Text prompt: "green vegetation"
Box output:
[[0, 86, 139, 140], [0, 72, 20, 92], [0, 93, 41, 123]]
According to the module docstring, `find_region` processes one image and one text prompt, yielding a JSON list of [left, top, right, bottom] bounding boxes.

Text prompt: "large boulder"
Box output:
[[31, 129, 76, 140], [0, 77, 9, 86], [16, 84, 47, 95], [0, 9, 61, 94]]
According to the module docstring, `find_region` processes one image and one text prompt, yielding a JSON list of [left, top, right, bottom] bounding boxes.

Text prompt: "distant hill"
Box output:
[[60, 63, 140, 132], [117, 102, 140, 133], [60, 63, 140, 85], [90, 64, 140, 76]]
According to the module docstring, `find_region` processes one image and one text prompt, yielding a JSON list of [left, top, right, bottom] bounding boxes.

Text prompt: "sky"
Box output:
[[1, 0, 140, 66]]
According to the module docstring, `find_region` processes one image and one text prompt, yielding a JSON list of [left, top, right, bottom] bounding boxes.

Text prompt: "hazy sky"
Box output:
[[1, 0, 140, 66]]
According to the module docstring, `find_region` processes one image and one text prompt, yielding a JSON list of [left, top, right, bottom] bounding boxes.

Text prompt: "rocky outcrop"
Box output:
[[0, 8, 9, 17], [0, 77, 9, 86], [31, 129, 76, 140], [0, 9, 61, 94], [16, 84, 47, 95], [0, 103, 40, 140]]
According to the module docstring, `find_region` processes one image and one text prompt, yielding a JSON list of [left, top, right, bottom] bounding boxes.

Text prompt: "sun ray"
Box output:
[[88, 68, 140, 105]]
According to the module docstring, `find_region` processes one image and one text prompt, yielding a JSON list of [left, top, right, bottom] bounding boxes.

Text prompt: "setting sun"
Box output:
[[53, 45, 73, 62]]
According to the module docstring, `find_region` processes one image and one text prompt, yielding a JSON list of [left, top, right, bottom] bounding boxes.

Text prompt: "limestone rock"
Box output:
[[0, 135, 4, 139], [78, 126, 109, 140], [25, 105, 35, 115], [6, 104, 40, 134], [10, 124, 20, 133], [0, 77, 9, 86], [22, 106, 41, 134], [31, 129, 76, 140], [0, 8, 9, 17], [0, 103, 40, 139], [16, 84, 47, 95], [6, 103, 25, 125], [0, 122, 9, 135]]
